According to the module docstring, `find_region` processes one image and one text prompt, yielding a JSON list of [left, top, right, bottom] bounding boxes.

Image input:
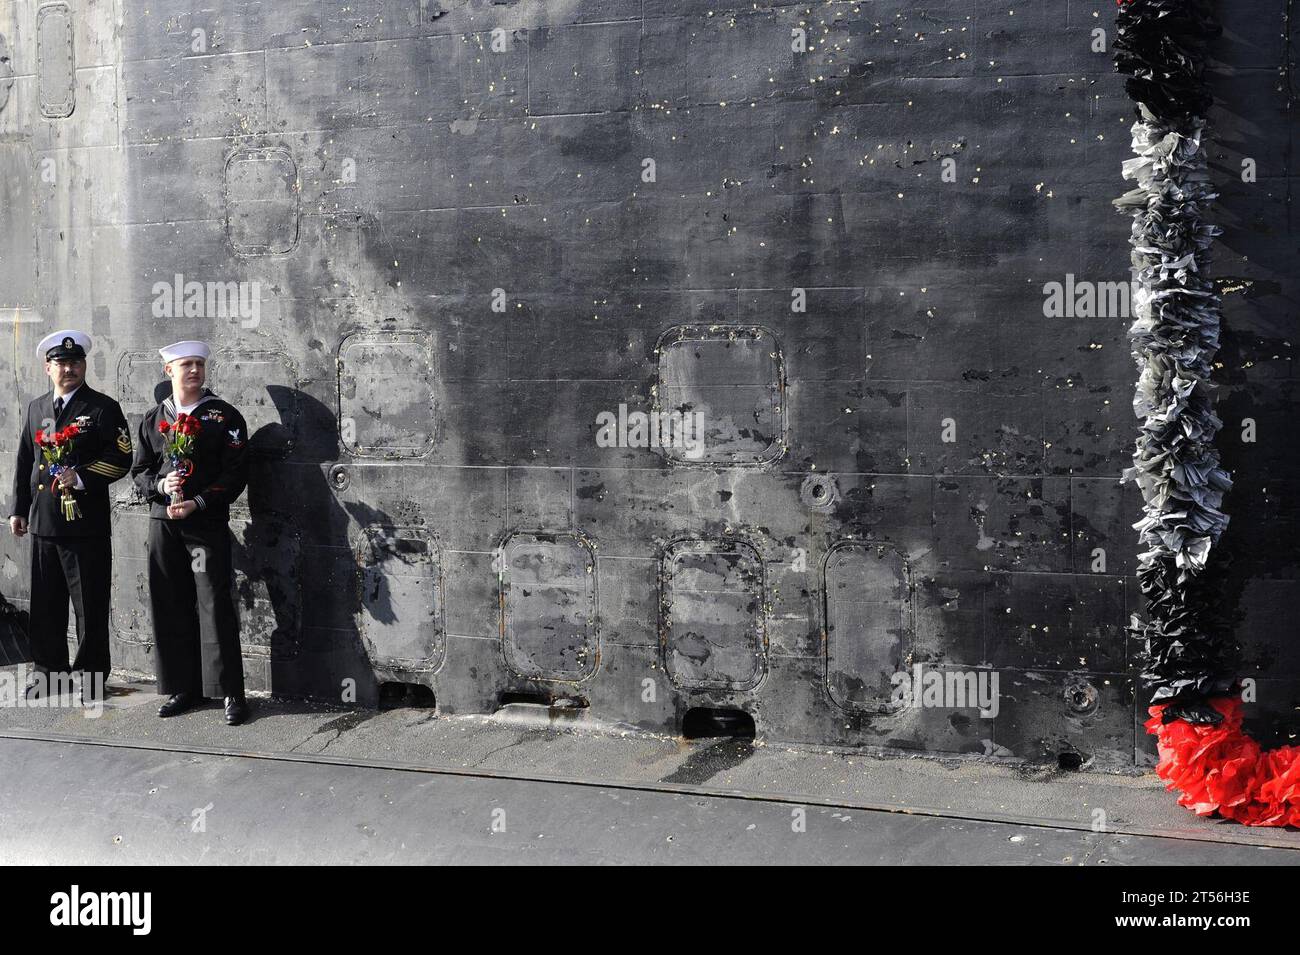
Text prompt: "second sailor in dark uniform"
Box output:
[[130, 340, 251, 725]]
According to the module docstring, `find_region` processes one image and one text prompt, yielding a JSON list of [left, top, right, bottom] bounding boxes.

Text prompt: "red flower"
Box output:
[[62, 424, 80, 438], [158, 420, 171, 433], [34, 429, 45, 444]]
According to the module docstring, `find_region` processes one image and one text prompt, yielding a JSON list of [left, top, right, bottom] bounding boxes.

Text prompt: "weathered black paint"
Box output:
[[0, 0, 1294, 769]]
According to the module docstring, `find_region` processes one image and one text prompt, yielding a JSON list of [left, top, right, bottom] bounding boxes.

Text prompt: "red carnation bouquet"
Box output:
[[35, 424, 83, 521], [158, 413, 202, 505]]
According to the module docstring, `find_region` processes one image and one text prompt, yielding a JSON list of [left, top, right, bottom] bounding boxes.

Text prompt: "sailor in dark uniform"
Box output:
[[130, 340, 251, 725], [8, 330, 133, 703]]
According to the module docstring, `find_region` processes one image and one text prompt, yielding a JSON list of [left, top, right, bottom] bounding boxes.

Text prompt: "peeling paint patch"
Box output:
[[500, 530, 598, 682], [356, 524, 445, 676], [661, 538, 766, 691], [825, 541, 911, 712]]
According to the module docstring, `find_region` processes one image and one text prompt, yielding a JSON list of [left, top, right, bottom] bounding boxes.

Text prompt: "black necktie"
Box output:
[[53, 397, 64, 418]]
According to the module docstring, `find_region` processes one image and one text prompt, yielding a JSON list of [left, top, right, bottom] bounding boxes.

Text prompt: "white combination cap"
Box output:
[[38, 329, 91, 360], [159, 340, 211, 363]]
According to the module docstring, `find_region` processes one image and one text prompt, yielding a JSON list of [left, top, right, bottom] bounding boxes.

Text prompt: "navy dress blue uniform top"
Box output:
[[130, 389, 250, 522], [10, 383, 133, 537]]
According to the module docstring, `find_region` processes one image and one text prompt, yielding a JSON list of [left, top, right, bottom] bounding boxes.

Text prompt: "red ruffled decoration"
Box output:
[[1147, 698, 1300, 827]]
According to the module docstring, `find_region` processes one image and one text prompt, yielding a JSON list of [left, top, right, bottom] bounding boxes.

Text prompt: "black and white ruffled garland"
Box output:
[[1113, 0, 1234, 723], [1115, 0, 1300, 827]]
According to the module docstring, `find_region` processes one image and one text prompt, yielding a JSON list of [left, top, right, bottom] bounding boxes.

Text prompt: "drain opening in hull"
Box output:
[[682, 707, 756, 740], [378, 682, 436, 711], [497, 691, 589, 711]]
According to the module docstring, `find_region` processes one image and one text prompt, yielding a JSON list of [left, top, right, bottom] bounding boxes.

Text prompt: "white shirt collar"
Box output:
[[53, 384, 82, 407]]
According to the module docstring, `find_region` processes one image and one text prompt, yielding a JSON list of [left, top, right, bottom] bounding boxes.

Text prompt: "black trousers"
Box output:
[[147, 518, 244, 698], [29, 533, 112, 680]]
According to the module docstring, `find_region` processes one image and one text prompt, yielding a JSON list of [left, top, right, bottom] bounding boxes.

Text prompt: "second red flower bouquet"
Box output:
[[158, 412, 202, 505], [35, 424, 83, 521]]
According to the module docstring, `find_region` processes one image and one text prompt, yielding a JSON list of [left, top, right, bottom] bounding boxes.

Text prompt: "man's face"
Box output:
[[45, 356, 85, 393], [166, 356, 206, 390]]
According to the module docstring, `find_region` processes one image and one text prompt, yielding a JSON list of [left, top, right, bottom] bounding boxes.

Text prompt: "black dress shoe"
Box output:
[[224, 695, 249, 726], [158, 692, 196, 718]]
